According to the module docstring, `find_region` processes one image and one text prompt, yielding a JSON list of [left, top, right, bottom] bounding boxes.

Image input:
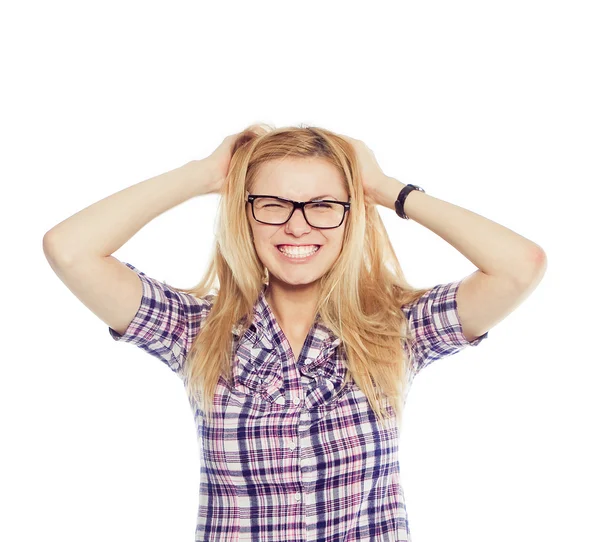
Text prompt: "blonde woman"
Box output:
[[43, 124, 546, 541]]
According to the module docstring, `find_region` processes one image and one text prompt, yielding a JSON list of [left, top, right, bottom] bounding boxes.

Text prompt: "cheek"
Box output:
[[329, 233, 344, 251], [331, 236, 346, 260], [253, 237, 273, 259]]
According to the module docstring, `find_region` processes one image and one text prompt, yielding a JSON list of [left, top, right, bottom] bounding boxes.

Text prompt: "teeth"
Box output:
[[278, 245, 319, 257]]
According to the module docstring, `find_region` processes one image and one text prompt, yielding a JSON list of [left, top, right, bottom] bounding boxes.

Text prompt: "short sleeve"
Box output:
[[402, 278, 489, 378], [108, 262, 215, 379]]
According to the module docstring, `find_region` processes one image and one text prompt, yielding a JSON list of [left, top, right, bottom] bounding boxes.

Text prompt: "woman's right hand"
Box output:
[[201, 132, 241, 194]]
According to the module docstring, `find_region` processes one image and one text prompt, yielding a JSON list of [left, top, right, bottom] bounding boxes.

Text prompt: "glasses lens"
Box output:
[[253, 198, 344, 228]]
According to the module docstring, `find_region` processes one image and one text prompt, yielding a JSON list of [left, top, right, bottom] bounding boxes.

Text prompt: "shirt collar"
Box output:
[[231, 283, 341, 350]]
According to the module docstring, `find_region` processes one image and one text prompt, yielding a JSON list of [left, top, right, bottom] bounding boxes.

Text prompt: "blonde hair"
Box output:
[[173, 123, 432, 427]]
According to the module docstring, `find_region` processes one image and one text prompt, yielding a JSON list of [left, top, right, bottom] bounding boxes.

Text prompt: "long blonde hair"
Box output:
[[173, 123, 432, 427]]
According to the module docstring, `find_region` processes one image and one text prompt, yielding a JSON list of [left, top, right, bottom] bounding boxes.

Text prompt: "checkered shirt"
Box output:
[[109, 262, 489, 541]]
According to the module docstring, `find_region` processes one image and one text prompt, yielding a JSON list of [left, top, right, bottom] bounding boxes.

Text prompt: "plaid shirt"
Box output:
[[109, 262, 488, 541]]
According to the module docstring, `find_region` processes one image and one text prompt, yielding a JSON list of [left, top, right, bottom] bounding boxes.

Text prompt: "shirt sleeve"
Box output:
[[402, 278, 489, 378], [108, 262, 215, 379]]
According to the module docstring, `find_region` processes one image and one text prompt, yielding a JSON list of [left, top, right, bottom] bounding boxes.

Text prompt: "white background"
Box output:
[[2, 0, 598, 541]]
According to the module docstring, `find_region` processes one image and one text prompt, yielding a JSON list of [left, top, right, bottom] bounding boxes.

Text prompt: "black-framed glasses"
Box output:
[[247, 194, 351, 229]]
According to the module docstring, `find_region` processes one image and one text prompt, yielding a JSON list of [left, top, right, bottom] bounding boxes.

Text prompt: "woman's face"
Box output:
[[246, 157, 350, 290]]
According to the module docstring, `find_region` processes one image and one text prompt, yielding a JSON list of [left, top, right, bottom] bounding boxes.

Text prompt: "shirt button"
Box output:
[[289, 439, 296, 450], [294, 492, 301, 501], [293, 396, 301, 405]]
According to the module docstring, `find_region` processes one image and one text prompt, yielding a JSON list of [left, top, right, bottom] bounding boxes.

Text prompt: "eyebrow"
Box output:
[[308, 194, 338, 201], [255, 193, 340, 201]]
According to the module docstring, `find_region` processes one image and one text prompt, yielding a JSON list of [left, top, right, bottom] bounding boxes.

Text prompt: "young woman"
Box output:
[[43, 124, 546, 541]]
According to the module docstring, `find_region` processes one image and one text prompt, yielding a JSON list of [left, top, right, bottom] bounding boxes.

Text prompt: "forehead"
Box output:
[[252, 157, 347, 199]]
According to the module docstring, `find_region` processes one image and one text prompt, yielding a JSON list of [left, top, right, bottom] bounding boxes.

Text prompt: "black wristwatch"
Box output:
[[394, 184, 425, 219]]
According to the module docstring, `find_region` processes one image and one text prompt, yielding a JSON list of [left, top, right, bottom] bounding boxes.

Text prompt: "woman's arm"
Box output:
[[373, 175, 546, 285], [41, 159, 219, 341], [43, 159, 218, 263]]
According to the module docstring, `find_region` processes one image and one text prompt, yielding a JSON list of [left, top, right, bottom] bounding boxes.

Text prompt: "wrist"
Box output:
[[375, 176, 406, 210]]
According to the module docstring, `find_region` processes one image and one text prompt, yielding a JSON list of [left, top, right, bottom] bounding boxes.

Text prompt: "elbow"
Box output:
[[518, 246, 548, 289], [43, 229, 72, 266]]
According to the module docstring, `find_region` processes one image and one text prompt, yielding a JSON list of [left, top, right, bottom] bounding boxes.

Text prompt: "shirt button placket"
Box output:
[[287, 391, 304, 510], [290, 437, 302, 504]]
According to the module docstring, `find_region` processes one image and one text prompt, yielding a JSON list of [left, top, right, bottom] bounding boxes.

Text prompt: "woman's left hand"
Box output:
[[338, 134, 391, 206]]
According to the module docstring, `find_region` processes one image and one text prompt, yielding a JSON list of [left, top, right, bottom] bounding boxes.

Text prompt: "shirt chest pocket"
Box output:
[[232, 327, 286, 406]]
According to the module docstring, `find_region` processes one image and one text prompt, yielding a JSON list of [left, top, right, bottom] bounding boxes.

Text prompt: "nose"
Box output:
[[285, 206, 311, 231]]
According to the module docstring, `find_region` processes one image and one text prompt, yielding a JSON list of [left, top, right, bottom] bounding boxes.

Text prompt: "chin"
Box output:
[[267, 266, 324, 286]]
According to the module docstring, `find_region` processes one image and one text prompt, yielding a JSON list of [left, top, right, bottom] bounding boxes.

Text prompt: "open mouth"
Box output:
[[275, 245, 322, 260]]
